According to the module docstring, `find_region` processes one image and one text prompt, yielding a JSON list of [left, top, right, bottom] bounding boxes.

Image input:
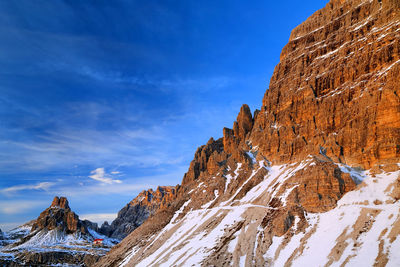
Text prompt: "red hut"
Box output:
[[93, 239, 104, 246]]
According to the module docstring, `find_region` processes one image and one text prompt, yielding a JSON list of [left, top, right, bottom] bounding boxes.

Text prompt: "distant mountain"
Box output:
[[0, 196, 118, 266], [97, 0, 400, 266], [100, 186, 177, 239]]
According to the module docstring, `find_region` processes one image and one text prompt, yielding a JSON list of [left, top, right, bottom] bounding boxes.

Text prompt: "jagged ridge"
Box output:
[[100, 186, 177, 239]]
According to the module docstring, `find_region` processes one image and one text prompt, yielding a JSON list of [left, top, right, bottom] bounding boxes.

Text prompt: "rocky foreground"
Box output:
[[96, 0, 400, 266]]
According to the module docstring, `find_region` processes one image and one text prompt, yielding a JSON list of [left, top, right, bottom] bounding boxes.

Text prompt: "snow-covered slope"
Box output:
[[117, 162, 400, 266]]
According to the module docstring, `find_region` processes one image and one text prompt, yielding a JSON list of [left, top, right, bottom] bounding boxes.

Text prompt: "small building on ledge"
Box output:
[[93, 239, 104, 246]]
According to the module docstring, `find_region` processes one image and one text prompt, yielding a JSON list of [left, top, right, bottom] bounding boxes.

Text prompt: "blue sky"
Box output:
[[0, 0, 327, 230]]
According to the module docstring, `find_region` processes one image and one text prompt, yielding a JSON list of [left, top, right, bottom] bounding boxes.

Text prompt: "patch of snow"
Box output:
[[239, 255, 246, 266], [279, 185, 299, 206], [170, 199, 191, 224], [119, 246, 140, 267], [224, 163, 242, 193], [201, 190, 219, 209], [337, 163, 366, 184], [246, 151, 257, 164], [227, 231, 240, 253]]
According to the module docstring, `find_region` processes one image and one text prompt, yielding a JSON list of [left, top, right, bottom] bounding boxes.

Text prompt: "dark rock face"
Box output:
[[99, 221, 112, 237], [100, 186, 177, 239], [31, 196, 88, 234]]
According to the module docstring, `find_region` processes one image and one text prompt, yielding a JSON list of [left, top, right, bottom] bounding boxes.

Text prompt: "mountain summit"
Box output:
[[31, 196, 90, 234], [98, 0, 400, 266]]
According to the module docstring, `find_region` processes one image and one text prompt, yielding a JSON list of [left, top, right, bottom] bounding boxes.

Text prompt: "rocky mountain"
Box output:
[[100, 186, 177, 239], [0, 196, 118, 266], [96, 0, 400, 266], [31, 196, 91, 234]]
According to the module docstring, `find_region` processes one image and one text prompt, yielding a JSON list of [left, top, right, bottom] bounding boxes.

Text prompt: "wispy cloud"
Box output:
[[0, 125, 178, 172], [89, 168, 122, 184], [1, 182, 54, 195], [76, 65, 234, 93]]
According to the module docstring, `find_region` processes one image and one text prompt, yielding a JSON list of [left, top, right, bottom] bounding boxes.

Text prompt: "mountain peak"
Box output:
[[31, 196, 86, 234], [50, 196, 70, 210], [233, 104, 253, 141]]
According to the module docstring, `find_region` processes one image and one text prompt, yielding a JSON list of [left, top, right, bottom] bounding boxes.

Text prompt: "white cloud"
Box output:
[[0, 182, 54, 195], [55, 165, 186, 197], [80, 213, 117, 225], [89, 168, 122, 184], [111, 171, 121, 174]]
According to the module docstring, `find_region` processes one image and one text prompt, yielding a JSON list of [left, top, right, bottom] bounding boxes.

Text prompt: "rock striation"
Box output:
[[250, 0, 400, 168], [100, 186, 177, 239], [97, 0, 400, 266]]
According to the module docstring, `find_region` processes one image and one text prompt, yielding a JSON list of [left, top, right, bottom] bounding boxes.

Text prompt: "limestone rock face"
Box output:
[[182, 137, 226, 184], [31, 196, 87, 234], [96, 0, 400, 266], [250, 0, 400, 168], [100, 186, 177, 239], [233, 104, 253, 142]]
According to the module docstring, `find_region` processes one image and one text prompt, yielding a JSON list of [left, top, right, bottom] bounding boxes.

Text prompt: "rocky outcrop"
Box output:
[[182, 104, 256, 187], [97, 0, 400, 266], [100, 186, 177, 239], [31, 196, 89, 234]]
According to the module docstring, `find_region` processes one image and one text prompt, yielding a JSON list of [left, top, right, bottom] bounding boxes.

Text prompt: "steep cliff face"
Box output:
[[100, 186, 177, 239], [97, 0, 400, 266], [251, 0, 400, 168]]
